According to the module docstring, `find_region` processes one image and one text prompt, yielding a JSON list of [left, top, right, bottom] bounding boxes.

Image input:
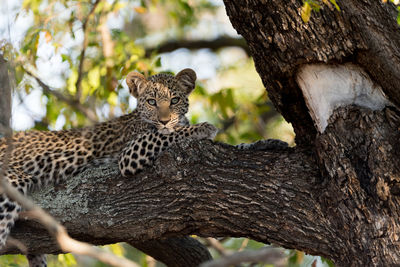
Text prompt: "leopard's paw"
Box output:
[[194, 122, 219, 140]]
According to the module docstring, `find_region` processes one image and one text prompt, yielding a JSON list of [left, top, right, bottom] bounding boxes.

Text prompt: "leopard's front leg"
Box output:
[[118, 122, 218, 177]]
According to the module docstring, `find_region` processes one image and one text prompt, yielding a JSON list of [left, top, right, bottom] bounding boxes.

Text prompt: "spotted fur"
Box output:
[[0, 68, 218, 266]]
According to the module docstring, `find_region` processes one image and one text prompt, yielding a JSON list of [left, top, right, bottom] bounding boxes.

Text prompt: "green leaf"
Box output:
[[67, 68, 78, 95], [64, 253, 77, 265], [397, 6, 400, 25], [107, 91, 118, 106], [61, 54, 72, 66], [330, 0, 340, 11], [154, 57, 162, 67], [321, 256, 335, 267], [193, 84, 207, 96], [88, 66, 101, 90], [246, 239, 265, 250], [301, 2, 312, 23]]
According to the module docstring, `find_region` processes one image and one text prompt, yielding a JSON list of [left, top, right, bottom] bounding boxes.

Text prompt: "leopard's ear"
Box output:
[[126, 72, 147, 98], [176, 68, 197, 95]]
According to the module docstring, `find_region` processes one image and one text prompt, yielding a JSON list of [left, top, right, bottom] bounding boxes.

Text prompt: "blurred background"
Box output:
[[0, 0, 330, 266]]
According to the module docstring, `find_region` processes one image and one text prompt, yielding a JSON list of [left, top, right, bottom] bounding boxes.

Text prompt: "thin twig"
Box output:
[[0, 55, 12, 134], [6, 237, 27, 255], [145, 255, 156, 267], [75, 0, 102, 100], [99, 13, 114, 66], [205, 237, 228, 256], [144, 36, 251, 57], [25, 70, 98, 123], [238, 238, 248, 251], [0, 53, 13, 184]]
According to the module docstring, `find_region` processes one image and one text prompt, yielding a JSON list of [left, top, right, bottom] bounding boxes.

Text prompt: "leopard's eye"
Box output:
[[147, 99, 156, 106], [171, 97, 180, 105]]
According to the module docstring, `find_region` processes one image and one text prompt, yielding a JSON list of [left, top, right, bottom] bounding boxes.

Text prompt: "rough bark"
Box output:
[[222, 0, 400, 265], [224, 0, 400, 145], [130, 237, 212, 267], [315, 106, 400, 266], [2, 140, 321, 255]]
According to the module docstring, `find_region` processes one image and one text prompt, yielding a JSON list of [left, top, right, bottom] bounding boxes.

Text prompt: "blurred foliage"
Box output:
[[301, 0, 340, 23], [0, 0, 333, 266]]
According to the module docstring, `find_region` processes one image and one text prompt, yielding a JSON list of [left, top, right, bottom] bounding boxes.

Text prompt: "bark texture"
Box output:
[[130, 237, 213, 267], [222, 0, 400, 265], [2, 140, 320, 255], [224, 0, 400, 145], [315, 107, 400, 266]]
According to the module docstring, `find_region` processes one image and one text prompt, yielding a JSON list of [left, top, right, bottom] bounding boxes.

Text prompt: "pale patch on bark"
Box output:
[[297, 64, 391, 132]]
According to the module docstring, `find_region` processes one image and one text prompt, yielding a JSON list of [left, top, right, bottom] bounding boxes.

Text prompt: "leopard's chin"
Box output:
[[158, 128, 173, 134]]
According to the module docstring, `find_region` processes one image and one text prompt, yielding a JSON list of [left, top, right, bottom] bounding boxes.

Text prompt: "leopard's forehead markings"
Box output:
[[148, 83, 170, 98], [148, 73, 182, 98]]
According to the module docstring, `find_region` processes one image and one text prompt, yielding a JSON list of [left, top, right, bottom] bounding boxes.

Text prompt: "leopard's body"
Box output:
[[0, 69, 218, 267]]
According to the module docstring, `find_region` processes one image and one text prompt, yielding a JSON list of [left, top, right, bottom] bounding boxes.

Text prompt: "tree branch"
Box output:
[[204, 238, 228, 256], [145, 36, 250, 57], [130, 237, 212, 267], [75, 0, 102, 101], [25, 70, 98, 123], [0, 140, 324, 258]]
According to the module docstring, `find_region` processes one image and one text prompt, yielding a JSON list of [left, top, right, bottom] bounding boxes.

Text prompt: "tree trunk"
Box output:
[[223, 0, 400, 265]]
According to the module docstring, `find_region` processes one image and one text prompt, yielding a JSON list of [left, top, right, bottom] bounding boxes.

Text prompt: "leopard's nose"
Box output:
[[160, 119, 170, 125]]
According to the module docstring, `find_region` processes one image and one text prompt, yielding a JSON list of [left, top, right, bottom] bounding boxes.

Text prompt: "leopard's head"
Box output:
[[126, 68, 196, 134]]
